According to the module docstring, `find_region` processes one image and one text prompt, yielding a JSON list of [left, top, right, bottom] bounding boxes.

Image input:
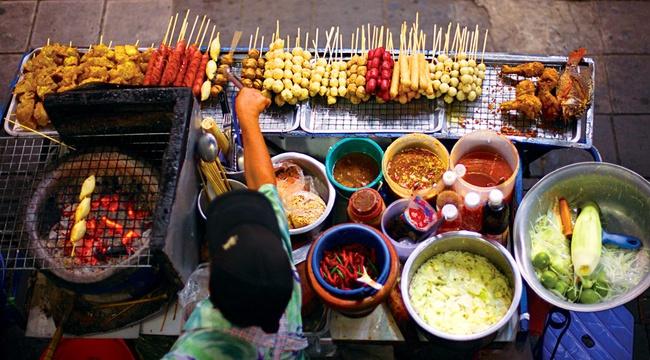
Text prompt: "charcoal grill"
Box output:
[[1, 87, 202, 332]]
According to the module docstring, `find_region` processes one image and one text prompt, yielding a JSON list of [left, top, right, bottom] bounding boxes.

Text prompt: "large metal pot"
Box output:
[[401, 231, 522, 348], [514, 162, 650, 311]]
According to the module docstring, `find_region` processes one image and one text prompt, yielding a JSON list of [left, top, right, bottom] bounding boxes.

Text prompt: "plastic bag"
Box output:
[[404, 196, 439, 232], [284, 191, 327, 229], [178, 263, 210, 320], [274, 161, 306, 203]]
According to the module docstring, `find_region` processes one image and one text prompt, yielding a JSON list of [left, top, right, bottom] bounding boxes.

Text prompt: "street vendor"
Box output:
[[163, 88, 307, 360]]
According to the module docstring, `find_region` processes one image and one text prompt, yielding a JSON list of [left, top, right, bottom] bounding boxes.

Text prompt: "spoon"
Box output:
[[197, 133, 218, 162], [355, 266, 383, 291]]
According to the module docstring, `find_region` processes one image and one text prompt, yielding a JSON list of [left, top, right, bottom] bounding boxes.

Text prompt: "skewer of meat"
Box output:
[[173, 15, 200, 87], [193, 25, 216, 96], [150, 14, 178, 85], [184, 19, 210, 88], [143, 16, 173, 85], [160, 11, 189, 86]]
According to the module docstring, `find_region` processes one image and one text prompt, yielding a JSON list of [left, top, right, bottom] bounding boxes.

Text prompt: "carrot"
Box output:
[[559, 198, 573, 237]]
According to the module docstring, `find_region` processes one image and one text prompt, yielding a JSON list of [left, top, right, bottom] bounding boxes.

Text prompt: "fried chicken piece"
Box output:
[[538, 68, 559, 91], [500, 94, 542, 119], [516, 80, 536, 96], [14, 74, 35, 95], [81, 56, 115, 69], [79, 66, 109, 82], [501, 62, 545, 77], [538, 89, 561, 122], [16, 95, 35, 127], [33, 102, 49, 126]]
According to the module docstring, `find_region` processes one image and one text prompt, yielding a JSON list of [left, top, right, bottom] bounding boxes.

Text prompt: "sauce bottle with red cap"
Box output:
[[347, 188, 385, 228], [482, 189, 510, 245]]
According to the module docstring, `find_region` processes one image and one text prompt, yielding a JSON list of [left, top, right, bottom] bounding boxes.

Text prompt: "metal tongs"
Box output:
[[225, 68, 244, 90]]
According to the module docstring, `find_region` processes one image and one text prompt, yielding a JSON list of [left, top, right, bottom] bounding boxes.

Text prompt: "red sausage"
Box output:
[[151, 45, 170, 85], [143, 49, 160, 85], [184, 49, 203, 87], [160, 40, 186, 86], [173, 44, 197, 87], [192, 52, 209, 96]]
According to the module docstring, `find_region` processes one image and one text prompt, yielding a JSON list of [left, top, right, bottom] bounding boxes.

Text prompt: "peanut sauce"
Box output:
[[333, 152, 379, 188], [387, 148, 445, 191]]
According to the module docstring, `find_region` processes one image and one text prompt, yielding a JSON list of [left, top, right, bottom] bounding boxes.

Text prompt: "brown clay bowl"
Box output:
[[306, 224, 399, 317]]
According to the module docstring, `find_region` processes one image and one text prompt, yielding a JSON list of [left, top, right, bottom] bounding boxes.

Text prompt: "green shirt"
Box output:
[[163, 184, 306, 360]]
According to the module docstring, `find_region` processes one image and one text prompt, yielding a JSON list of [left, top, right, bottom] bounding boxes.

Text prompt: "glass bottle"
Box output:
[[482, 189, 510, 245], [347, 188, 385, 228]]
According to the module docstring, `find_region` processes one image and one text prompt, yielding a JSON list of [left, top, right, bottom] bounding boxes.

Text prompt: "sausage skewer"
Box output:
[[193, 25, 215, 96], [184, 19, 210, 88], [174, 14, 199, 86], [152, 14, 178, 85], [144, 15, 173, 85], [160, 11, 189, 86]]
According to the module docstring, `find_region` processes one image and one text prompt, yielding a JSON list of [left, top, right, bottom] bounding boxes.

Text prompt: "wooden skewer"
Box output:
[[314, 27, 319, 57], [276, 20, 280, 42], [179, 9, 190, 42], [379, 25, 384, 48], [199, 19, 210, 49], [47, 38, 50, 46], [209, 25, 216, 53], [248, 34, 253, 51], [169, 13, 178, 45], [228, 30, 242, 56], [260, 35, 265, 53], [162, 15, 173, 45], [286, 35, 290, 51], [188, 15, 199, 46], [6, 119, 76, 150], [296, 27, 301, 49], [253, 27, 259, 50], [481, 29, 488, 63], [194, 15, 206, 45], [304, 32, 309, 52], [355, 27, 359, 55], [99, 34, 104, 45]]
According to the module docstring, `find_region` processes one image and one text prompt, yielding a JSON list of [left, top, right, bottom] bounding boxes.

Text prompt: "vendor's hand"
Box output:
[[235, 88, 271, 122]]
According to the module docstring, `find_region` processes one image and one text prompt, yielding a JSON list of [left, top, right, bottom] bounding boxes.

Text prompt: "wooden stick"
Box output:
[[7, 119, 75, 150], [194, 15, 206, 45], [296, 27, 300, 49], [355, 27, 359, 55], [286, 35, 290, 51], [169, 13, 178, 45], [276, 20, 280, 41], [260, 35, 265, 53], [304, 31, 309, 51], [179, 9, 190, 42], [187, 16, 199, 46], [228, 30, 242, 56], [340, 33, 343, 61], [350, 32, 354, 56], [100, 34, 104, 45], [379, 26, 384, 48], [315, 27, 319, 56], [361, 26, 365, 54], [108, 40, 112, 48], [481, 29, 488, 63], [253, 27, 259, 50], [209, 25, 216, 53], [248, 34, 253, 51], [199, 19, 210, 48]]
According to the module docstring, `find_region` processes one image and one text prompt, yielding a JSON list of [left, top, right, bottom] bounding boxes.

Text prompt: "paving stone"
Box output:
[[451, 1, 491, 50], [606, 55, 650, 114], [313, 0, 381, 50], [173, 0, 241, 49], [103, 0, 172, 47], [0, 54, 23, 107], [592, 56, 611, 114], [31, 1, 103, 48], [597, 1, 650, 54], [613, 115, 650, 177], [0, 1, 36, 53], [592, 115, 618, 164], [384, 0, 453, 48], [475, 0, 603, 55], [238, 0, 308, 50], [528, 148, 594, 178]]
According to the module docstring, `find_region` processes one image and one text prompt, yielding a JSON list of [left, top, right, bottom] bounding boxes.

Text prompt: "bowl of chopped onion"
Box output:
[[401, 231, 522, 347]]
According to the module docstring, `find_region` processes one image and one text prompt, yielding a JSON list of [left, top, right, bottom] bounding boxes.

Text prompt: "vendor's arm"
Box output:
[[235, 88, 273, 190]]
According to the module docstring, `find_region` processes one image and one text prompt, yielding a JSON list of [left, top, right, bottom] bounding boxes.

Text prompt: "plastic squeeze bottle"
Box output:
[[437, 204, 461, 234], [435, 170, 461, 211], [482, 189, 510, 245], [461, 191, 483, 232]]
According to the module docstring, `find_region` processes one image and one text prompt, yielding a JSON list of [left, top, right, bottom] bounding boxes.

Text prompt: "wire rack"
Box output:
[[0, 135, 169, 271], [302, 95, 442, 134], [444, 54, 592, 147]]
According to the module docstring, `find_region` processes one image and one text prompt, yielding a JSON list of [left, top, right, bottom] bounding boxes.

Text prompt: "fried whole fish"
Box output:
[[557, 48, 592, 122]]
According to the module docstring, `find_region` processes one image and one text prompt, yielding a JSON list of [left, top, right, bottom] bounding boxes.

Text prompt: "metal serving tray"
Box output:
[[443, 53, 594, 148]]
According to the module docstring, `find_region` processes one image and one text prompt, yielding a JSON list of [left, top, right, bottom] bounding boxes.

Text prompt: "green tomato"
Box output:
[[594, 281, 609, 297], [554, 281, 569, 295], [566, 286, 580, 302], [580, 289, 600, 304], [541, 270, 558, 289], [581, 277, 595, 289], [532, 252, 550, 269]]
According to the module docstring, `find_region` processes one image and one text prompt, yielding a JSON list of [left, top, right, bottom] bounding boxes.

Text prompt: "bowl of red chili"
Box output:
[[310, 223, 391, 299]]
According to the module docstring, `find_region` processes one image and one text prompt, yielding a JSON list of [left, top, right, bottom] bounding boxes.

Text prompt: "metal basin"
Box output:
[[514, 162, 650, 311], [401, 231, 522, 348]]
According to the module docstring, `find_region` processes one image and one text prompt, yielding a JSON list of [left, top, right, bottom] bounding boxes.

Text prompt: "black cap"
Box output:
[[206, 190, 293, 333]]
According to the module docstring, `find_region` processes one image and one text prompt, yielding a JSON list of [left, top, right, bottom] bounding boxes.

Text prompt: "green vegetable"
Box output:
[[541, 271, 558, 289], [580, 289, 600, 304], [530, 200, 573, 279], [533, 252, 550, 269], [571, 202, 602, 277], [594, 281, 609, 297], [581, 277, 594, 289], [566, 286, 580, 301], [554, 281, 569, 295]]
